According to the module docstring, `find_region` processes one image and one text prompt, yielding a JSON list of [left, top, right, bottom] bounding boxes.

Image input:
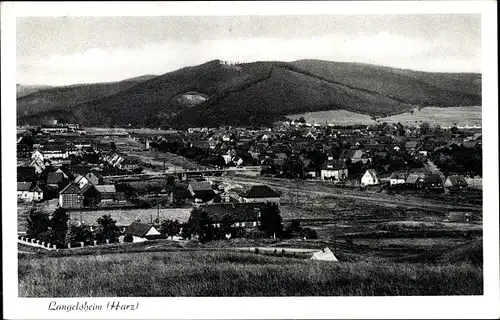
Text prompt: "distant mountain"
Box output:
[[16, 74, 158, 117], [17, 60, 481, 128], [16, 84, 53, 98]]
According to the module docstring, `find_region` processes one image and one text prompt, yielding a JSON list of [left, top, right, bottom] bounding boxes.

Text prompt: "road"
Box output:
[[217, 175, 482, 212]]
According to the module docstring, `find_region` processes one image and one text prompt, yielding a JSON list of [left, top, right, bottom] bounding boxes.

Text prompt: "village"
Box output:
[[16, 118, 482, 260]]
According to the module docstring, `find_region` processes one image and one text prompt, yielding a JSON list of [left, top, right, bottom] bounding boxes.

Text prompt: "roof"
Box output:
[[243, 185, 280, 198], [17, 166, 36, 182], [406, 174, 421, 184], [124, 222, 156, 237], [46, 172, 64, 184], [95, 185, 116, 193], [86, 170, 103, 179], [17, 182, 32, 192], [60, 182, 83, 195], [405, 141, 418, 148], [390, 171, 408, 180], [422, 173, 443, 184], [446, 175, 468, 186], [320, 160, 347, 171], [200, 203, 266, 223], [189, 181, 212, 191], [74, 175, 87, 184], [364, 169, 378, 180], [310, 247, 338, 261]]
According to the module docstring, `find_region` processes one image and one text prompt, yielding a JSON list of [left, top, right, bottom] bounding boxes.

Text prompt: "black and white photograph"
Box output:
[[2, 1, 499, 319]]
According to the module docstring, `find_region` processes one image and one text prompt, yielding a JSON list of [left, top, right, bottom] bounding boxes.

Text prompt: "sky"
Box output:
[[17, 15, 481, 86]]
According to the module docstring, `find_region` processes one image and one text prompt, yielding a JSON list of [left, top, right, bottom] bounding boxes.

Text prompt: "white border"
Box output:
[[2, 1, 499, 319]]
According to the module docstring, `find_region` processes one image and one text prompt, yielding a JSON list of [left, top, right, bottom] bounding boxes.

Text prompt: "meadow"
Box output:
[[18, 247, 482, 297], [288, 106, 482, 127]]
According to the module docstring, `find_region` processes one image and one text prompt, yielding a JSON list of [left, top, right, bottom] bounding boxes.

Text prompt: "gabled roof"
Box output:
[[405, 141, 418, 148], [390, 171, 408, 180], [446, 175, 468, 186], [95, 185, 116, 193], [125, 222, 156, 237], [243, 185, 280, 198], [406, 174, 421, 184], [46, 172, 64, 184], [364, 169, 378, 181], [60, 182, 83, 195], [86, 170, 103, 179]]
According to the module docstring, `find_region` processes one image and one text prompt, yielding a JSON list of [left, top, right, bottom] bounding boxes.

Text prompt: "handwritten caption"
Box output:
[[48, 300, 139, 312]]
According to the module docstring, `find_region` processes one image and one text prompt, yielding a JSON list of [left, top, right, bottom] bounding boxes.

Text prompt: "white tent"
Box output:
[[310, 247, 338, 261]]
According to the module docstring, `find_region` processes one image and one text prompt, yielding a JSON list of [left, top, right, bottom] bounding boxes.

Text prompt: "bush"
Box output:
[[301, 227, 318, 239], [123, 234, 134, 243]]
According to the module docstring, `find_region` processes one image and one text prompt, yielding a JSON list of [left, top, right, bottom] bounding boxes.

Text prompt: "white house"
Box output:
[[361, 169, 379, 186], [320, 160, 348, 180], [124, 222, 162, 242], [17, 182, 43, 202], [74, 175, 91, 189], [390, 172, 408, 185]]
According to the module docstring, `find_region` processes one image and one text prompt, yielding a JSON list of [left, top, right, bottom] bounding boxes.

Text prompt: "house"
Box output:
[[199, 202, 265, 229], [95, 185, 117, 204], [17, 182, 43, 202], [320, 160, 348, 180], [405, 141, 418, 153], [46, 172, 65, 187], [339, 149, 370, 164], [59, 182, 84, 208], [85, 170, 104, 186], [187, 181, 215, 203], [418, 173, 443, 190], [124, 222, 162, 242], [390, 172, 408, 185], [29, 157, 46, 174], [361, 169, 379, 186], [444, 175, 468, 190], [310, 247, 338, 261], [240, 185, 281, 204]]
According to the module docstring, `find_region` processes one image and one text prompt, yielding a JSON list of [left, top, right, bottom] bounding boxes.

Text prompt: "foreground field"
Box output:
[[19, 246, 482, 297]]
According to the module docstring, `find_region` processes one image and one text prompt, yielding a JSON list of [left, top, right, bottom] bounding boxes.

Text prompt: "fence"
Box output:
[[18, 235, 120, 251]]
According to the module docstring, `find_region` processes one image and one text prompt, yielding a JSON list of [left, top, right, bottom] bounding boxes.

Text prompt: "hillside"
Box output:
[[16, 84, 52, 98], [16, 75, 158, 117], [17, 59, 482, 128]]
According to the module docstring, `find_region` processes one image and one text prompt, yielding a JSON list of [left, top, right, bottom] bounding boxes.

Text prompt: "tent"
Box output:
[[310, 247, 338, 261]]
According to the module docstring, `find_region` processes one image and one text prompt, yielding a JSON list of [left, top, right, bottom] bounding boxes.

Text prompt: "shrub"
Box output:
[[123, 234, 134, 243]]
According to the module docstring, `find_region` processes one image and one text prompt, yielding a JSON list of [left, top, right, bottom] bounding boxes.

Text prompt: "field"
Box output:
[[288, 106, 482, 127], [18, 243, 482, 297]]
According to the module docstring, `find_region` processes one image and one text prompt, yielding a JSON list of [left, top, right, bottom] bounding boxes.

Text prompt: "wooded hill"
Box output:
[[17, 59, 481, 128]]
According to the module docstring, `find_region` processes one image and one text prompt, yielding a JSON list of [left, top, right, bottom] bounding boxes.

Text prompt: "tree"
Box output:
[[51, 208, 70, 246], [450, 126, 459, 134], [96, 215, 120, 243], [182, 208, 217, 242], [65, 224, 92, 245], [298, 117, 306, 124], [123, 234, 133, 242], [220, 214, 234, 236], [25, 208, 51, 239], [110, 142, 117, 151], [419, 122, 430, 135], [159, 219, 181, 239], [259, 203, 283, 239]]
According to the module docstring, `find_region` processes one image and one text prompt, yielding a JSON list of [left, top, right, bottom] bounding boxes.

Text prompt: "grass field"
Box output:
[[288, 106, 481, 127], [18, 245, 482, 297]]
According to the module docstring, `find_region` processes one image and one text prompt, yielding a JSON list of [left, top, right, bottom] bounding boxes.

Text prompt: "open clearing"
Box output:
[[288, 106, 481, 127]]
